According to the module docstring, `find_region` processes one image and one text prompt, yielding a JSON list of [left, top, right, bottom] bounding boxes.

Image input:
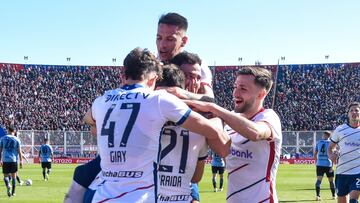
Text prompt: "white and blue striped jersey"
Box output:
[[0, 135, 21, 162], [91, 84, 192, 203], [39, 144, 53, 162], [225, 109, 282, 203], [315, 139, 332, 167], [158, 123, 208, 202], [330, 123, 360, 175]]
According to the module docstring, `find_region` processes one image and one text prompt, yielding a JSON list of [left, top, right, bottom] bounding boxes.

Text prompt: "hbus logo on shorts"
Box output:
[[230, 148, 253, 159], [102, 170, 143, 178], [158, 194, 190, 201]]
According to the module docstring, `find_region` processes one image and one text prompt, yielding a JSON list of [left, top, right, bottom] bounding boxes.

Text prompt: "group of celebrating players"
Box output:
[[0, 11, 359, 203], [64, 12, 282, 203]]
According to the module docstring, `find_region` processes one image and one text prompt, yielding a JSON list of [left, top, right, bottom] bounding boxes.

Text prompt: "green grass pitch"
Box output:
[[0, 164, 337, 202]]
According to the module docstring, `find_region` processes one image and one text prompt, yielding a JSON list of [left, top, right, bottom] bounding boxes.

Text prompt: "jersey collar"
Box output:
[[249, 107, 265, 121], [121, 84, 144, 90]]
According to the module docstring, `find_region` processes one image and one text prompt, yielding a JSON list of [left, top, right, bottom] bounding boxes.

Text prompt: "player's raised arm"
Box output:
[[206, 117, 231, 158], [180, 111, 230, 157], [185, 100, 272, 142]]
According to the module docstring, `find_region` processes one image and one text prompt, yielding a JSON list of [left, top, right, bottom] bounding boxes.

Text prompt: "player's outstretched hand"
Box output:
[[184, 100, 213, 113], [19, 162, 23, 169], [156, 86, 188, 99]]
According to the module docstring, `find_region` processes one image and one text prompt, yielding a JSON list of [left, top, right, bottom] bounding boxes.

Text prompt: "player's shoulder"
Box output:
[[14, 136, 21, 143], [262, 109, 280, 118], [317, 139, 327, 145], [256, 109, 282, 127], [333, 123, 350, 133], [154, 89, 184, 103], [94, 88, 123, 101]]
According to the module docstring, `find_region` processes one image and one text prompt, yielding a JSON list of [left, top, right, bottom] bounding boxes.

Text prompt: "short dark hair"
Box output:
[[348, 102, 360, 113], [6, 125, 16, 133], [170, 51, 202, 66], [123, 47, 162, 81], [44, 138, 49, 142], [156, 64, 185, 88], [158, 12, 188, 31], [324, 131, 331, 136], [237, 66, 273, 92]]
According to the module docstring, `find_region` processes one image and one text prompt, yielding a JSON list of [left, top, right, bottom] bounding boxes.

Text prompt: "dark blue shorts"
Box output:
[[212, 166, 225, 175], [316, 166, 334, 177], [335, 173, 360, 196], [2, 162, 18, 174], [41, 162, 52, 169], [83, 188, 96, 203], [73, 156, 101, 188]]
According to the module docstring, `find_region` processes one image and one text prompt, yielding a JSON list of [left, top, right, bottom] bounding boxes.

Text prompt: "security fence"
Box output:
[[17, 130, 329, 158]]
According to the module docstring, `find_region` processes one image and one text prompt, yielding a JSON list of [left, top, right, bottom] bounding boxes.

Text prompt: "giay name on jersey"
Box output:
[[109, 150, 126, 163]]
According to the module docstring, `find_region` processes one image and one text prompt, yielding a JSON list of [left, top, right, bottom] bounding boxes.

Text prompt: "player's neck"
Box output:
[[244, 105, 265, 120], [123, 80, 147, 88], [349, 120, 360, 128]]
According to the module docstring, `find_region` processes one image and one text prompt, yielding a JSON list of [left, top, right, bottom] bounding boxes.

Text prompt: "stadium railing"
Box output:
[[18, 130, 327, 159]]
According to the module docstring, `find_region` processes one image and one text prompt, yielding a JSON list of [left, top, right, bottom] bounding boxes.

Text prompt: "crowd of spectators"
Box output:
[[273, 63, 359, 131], [0, 62, 359, 132], [0, 63, 121, 131], [213, 63, 359, 131]]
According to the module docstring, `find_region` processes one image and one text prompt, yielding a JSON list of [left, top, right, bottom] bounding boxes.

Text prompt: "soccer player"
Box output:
[[0, 125, 23, 197], [38, 138, 54, 181], [185, 66, 282, 203], [328, 102, 360, 203], [66, 12, 219, 202], [156, 12, 214, 99], [211, 151, 225, 192], [83, 47, 227, 202], [157, 61, 230, 202], [314, 131, 336, 200], [12, 130, 24, 186]]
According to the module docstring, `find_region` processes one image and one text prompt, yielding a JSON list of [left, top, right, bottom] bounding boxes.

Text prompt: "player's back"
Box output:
[[40, 144, 53, 162], [91, 85, 191, 203], [0, 135, 20, 162], [316, 139, 331, 167], [158, 122, 207, 202], [211, 152, 225, 167]]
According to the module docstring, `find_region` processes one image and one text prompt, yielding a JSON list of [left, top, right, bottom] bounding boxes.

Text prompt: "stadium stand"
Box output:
[[0, 63, 122, 130], [0, 62, 359, 132]]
